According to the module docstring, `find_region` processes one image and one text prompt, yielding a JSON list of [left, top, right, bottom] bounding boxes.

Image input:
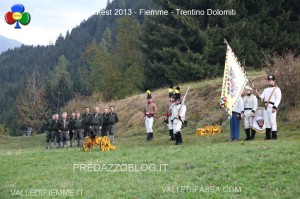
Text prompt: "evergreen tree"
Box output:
[[47, 55, 73, 113], [114, 16, 145, 97]]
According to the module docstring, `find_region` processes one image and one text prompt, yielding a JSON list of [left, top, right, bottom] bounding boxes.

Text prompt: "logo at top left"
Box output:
[[5, 4, 31, 29]]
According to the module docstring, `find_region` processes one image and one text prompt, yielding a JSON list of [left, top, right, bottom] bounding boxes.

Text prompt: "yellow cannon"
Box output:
[[82, 136, 116, 152], [196, 125, 222, 136], [196, 128, 206, 136]]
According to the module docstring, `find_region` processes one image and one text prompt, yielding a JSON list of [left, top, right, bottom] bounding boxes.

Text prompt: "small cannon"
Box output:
[[196, 125, 222, 136], [82, 136, 116, 152]]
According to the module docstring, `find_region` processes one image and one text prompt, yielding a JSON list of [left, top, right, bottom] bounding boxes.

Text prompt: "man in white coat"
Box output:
[[259, 75, 282, 140], [171, 91, 186, 145]]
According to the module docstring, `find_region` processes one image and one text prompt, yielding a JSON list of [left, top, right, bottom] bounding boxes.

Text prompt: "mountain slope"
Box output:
[[0, 35, 22, 53], [0, 0, 155, 133], [62, 71, 300, 137]]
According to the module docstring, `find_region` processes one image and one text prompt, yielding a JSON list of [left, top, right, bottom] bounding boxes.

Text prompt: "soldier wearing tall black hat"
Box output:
[[170, 87, 186, 145], [258, 75, 282, 140], [164, 85, 176, 141], [143, 88, 158, 141]]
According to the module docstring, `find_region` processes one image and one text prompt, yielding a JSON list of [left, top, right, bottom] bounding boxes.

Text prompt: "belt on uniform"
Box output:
[[146, 114, 154, 118], [244, 108, 252, 110], [232, 111, 240, 114], [265, 101, 274, 105]]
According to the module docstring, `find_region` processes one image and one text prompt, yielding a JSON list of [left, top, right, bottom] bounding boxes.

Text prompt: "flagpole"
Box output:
[[223, 38, 259, 95]]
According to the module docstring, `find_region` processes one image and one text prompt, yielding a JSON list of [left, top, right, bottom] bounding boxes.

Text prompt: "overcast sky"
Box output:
[[0, 0, 107, 45]]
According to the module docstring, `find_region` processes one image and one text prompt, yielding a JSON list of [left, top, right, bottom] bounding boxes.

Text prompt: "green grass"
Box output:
[[0, 122, 299, 199]]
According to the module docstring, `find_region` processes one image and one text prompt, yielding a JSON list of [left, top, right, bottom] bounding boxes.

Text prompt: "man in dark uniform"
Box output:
[[51, 114, 60, 149], [74, 112, 84, 147], [58, 112, 71, 148], [102, 108, 109, 136], [82, 107, 92, 137], [45, 115, 55, 149], [91, 107, 103, 137], [69, 112, 76, 147], [106, 106, 119, 143]]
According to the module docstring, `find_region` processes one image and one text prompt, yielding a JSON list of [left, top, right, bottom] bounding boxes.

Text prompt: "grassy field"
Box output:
[[0, 123, 299, 199], [1, 72, 300, 198]]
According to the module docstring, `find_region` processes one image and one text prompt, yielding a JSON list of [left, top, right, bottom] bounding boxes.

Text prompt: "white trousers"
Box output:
[[173, 119, 182, 134], [264, 105, 277, 131], [244, 110, 254, 129], [167, 116, 173, 130], [145, 117, 154, 133]]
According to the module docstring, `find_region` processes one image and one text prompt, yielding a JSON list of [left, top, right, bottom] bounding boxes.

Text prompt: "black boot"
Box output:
[[175, 131, 183, 145], [146, 133, 151, 141], [169, 130, 175, 141], [174, 133, 179, 144], [250, 129, 256, 140], [150, 132, 153, 140], [272, 131, 277, 140], [265, 128, 271, 140], [178, 131, 183, 144], [244, 129, 251, 141]]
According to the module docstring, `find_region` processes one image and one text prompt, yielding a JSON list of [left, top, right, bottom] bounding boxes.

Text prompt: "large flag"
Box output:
[[220, 40, 248, 116]]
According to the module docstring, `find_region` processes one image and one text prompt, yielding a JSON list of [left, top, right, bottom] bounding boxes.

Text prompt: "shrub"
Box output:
[[0, 123, 9, 136], [265, 52, 300, 109]]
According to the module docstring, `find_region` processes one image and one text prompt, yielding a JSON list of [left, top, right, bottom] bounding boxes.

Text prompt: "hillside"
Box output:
[[0, 35, 22, 53], [63, 70, 300, 138]]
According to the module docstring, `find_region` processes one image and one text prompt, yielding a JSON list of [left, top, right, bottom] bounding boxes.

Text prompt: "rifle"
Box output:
[[179, 85, 190, 111], [177, 85, 190, 127]]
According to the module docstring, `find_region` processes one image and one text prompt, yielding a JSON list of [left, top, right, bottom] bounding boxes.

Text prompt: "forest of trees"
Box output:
[[0, 0, 299, 135]]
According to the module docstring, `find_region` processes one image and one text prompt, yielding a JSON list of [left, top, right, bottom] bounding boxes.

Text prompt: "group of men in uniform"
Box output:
[[143, 86, 187, 145], [230, 75, 282, 141], [45, 74, 280, 148], [45, 106, 119, 149]]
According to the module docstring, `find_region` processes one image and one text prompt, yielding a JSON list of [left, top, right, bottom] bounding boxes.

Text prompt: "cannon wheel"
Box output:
[[205, 125, 213, 135], [95, 136, 102, 145], [215, 125, 222, 134], [100, 136, 111, 152], [213, 125, 222, 134], [82, 137, 93, 152]]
